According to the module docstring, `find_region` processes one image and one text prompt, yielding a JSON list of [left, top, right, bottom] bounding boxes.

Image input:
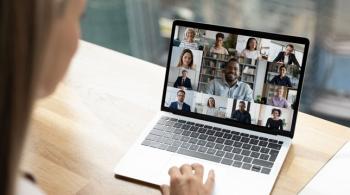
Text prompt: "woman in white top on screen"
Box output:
[[203, 97, 219, 117], [240, 37, 261, 60], [209, 33, 229, 55], [0, 0, 215, 195], [179, 28, 199, 49]]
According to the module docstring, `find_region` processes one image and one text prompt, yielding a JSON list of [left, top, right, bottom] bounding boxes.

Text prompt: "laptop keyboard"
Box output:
[[141, 116, 283, 175]]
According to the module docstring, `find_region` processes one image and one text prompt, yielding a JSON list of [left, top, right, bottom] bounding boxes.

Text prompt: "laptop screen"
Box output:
[[162, 21, 308, 136]]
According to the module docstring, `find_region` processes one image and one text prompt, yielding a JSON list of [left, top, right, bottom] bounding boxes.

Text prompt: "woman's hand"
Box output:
[[160, 163, 215, 195]]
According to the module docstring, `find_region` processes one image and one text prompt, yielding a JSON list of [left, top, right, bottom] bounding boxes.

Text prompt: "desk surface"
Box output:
[[21, 41, 350, 195]]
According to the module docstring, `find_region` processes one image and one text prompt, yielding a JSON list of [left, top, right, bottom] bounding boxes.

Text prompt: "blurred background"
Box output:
[[80, 0, 350, 127]]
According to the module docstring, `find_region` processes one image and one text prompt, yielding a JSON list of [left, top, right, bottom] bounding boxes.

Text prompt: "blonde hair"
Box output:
[[184, 28, 196, 39], [0, 0, 68, 194]]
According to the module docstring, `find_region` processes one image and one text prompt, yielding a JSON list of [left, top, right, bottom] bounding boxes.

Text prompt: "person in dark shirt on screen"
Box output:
[[173, 69, 192, 90], [169, 90, 191, 112], [269, 65, 292, 87], [273, 44, 300, 68], [231, 101, 251, 124], [265, 108, 283, 130]]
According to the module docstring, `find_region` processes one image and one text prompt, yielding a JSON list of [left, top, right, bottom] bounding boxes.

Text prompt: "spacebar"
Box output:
[[177, 148, 222, 163]]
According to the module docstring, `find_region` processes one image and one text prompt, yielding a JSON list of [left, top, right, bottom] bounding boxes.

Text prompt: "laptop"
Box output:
[[114, 20, 309, 195]]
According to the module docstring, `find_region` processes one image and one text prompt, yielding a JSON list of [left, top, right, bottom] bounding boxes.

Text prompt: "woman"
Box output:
[[177, 48, 195, 69], [203, 97, 218, 116], [179, 28, 198, 49], [209, 33, 228, 55], [0, 1, 214, 195], [265, 108, 284, 130], [240, 37, 260, 60]]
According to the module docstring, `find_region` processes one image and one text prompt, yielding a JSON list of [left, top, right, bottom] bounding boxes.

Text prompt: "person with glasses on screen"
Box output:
[[169, 90, 191, 112], [265, 108, 284, 130], [231, 101, 251, 124], [179, 28, 198, 50], [273, 44, 300, 69], [173, 69, 193, 90], [209, 33, 228, 55], [205, 58, 253, 101], [269, 65, 292, 87]]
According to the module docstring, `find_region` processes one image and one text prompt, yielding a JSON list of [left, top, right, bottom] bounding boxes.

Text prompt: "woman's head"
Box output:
[[184, 28, 195, 42], [215, 33, 225, 47], [245, 37, 257, 50], [177, 49, 194, 69], [271, 108, 281, 118], [0, 0, 85, 194], [207, 97, 216, 108]]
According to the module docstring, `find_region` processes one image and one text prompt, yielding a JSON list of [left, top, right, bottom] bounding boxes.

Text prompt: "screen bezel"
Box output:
[[161, 20, 310, 138]]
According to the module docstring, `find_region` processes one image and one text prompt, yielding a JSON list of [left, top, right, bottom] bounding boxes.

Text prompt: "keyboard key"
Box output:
[[260, 154, 269, 161], [190, 126, 199, 131], [198, 134, 208, 140], [178, 120, 186, 123], [222, 129, 231, 133], [251, 145, 260, 152], [224, 152, 235, 159], [214, 131, 224, 137], [249, 135, 259, 139], [207, 136, 216, 142], [249, 139, 259, 145], [215, 150, 225, 157], [241, 150, 251, 156], [173, 123, 182, 128], [189, 138, 198, 144], [195, 123, 204, 127], [198, 146, 208, 153], [180, 136, 190, 142], [172, 134, 181, 140], [260, 147, 269, 154], [250, 152, 260, 158], [241, 137, 250, 143], [252, 165, 261, 172], [223, 146, 233, 152], [189, 144, 199, 151], [145, 134, 159, 141], [215, 138, 225, 144], [172, 141, 182, 147], [233, 142, 243, 147], [232, 161, 242, 168], [223, 133, 232, 139], [240, 133, 249, 137], [261, 168, 271, 174], [206, 129, 215, 135], [232, 135, 241, 141], [268, 139, 278, 143], [242, 143, 252, 150], [150, 129, 163, 136], [243, 157, 253, 163], [207, 148, 217, 155], [267, 143, 281, 150], [177, 148, 221, 163], [230, 131, 239, 135], [213, 127, 222, 131], [198, 128, 207, 133], [258, 137, 268, 141], [234, 154, 243, 161], [186, 121, 194, 125], [204, 125, 213, 129], [278, 141, 284, 145], [269, 153, 278, 162], [181, 130, 191, 136], [180, 142, 191, 149], [269, 149, 279, 155], [206, 141, 215, 148], [232, 147, 242, 154], [224, 139, 234, 145], [221, 158, 233, 165], [190, 132, 199, 138], [252, 159, 273, 168], [258, 141, 268, 147], [242, 163, 252, 170], [214, 144, 224, 150], [197, 140, 207, 146]]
